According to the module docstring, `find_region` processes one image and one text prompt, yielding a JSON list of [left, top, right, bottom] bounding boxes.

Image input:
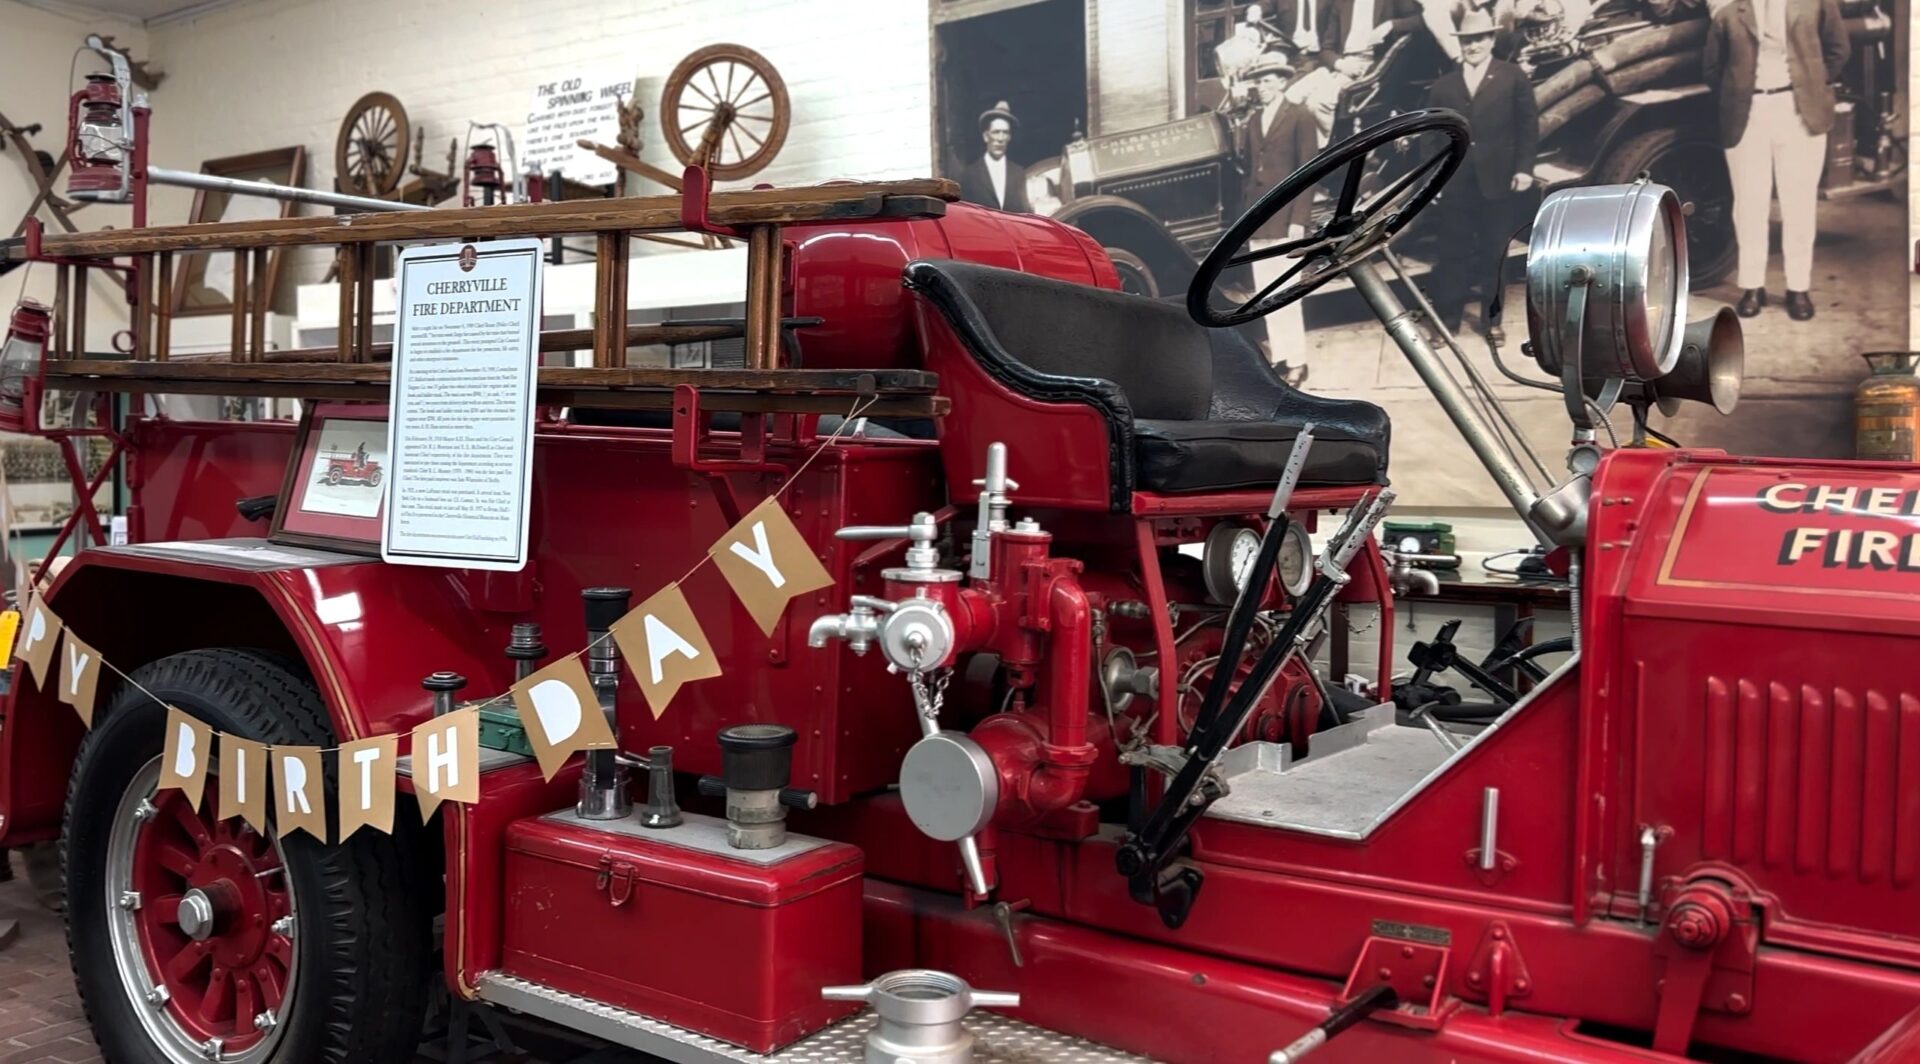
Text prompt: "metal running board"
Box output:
[[475, 972, 1151, 1064]]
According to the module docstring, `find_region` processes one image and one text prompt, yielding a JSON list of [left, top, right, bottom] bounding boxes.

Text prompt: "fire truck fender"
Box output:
[[0, 549, 496, 844], [1051, 195, 1198, 299]]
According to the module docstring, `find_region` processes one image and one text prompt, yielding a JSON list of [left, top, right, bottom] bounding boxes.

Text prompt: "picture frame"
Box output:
[[171, 146, 307, 317], [269, 402, 389, 555]]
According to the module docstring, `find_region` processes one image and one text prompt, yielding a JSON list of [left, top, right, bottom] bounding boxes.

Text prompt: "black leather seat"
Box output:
[[905, 260, 1389, 497]]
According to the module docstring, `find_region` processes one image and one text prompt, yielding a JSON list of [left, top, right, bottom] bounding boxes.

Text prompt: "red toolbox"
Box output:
[[502, 810, 864, 1052]]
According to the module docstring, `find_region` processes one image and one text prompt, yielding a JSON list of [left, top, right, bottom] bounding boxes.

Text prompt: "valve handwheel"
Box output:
[[1187, 109, 1470, 328]]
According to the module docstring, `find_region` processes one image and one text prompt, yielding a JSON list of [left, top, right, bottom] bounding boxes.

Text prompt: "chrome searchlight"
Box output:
[[1526, 180, 1688, 427]]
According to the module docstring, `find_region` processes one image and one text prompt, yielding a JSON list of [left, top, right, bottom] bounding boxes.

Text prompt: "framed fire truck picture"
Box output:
[[269, 402, 390, 555]]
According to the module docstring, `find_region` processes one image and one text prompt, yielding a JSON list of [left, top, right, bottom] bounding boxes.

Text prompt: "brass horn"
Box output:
[[1653, 307, 1743, 416]]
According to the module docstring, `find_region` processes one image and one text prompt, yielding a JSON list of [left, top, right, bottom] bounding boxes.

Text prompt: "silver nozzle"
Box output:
[[808, 601, 884, 654]]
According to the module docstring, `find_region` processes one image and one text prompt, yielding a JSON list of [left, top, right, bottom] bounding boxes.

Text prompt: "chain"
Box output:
[[909, 666, 952, 730]]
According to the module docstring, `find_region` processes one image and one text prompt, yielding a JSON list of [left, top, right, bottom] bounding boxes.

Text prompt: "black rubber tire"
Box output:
[[63, 648, 431, 1064], [1594, 126, 1736, 290]]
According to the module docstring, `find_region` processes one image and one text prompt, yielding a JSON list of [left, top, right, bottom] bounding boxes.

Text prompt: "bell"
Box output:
[[1652, 307, 1743, 416]]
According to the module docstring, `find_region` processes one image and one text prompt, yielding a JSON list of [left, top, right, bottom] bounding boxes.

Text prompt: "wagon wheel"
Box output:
[[335, 91, 411, 197], [661, 44, 790, 180]]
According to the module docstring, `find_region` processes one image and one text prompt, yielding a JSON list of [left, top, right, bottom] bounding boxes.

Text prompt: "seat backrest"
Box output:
[[910, 260, 1213, 421]]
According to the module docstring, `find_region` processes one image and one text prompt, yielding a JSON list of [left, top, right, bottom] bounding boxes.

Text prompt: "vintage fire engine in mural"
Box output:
[[0, 36, 1917, 1064], [1030, 0, 1901, 298]]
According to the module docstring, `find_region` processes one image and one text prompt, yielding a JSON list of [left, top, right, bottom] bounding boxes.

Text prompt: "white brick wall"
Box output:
[[136, 0, 934, 289], [0, 1, 148, 349]]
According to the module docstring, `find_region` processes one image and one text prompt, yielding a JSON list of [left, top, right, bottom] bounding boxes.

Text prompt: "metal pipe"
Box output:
[[1349, 260, 1549, 545], [1382, 248, 1552, 488], [147, 166, 432, 213]]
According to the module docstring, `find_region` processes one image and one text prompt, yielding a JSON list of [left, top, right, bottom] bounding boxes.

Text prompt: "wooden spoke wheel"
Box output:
[[334, 91, 411, 197], [661, 44, 790, 181]]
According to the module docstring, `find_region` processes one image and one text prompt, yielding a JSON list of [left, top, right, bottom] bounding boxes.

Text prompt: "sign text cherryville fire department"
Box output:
[[1757, 481, 1920, 569]]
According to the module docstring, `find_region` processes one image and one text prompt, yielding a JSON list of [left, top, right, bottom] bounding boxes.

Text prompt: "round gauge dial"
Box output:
[[1277, 520, 1314, 597], [1202, 523, 1264, 604]]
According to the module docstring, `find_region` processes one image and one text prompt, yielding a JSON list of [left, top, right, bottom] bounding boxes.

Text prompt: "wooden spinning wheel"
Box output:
[[334, 91, 410, 197], [661, 44, 789, 180]]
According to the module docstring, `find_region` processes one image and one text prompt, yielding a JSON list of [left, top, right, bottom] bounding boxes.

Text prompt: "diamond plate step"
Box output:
[[474, 971, 1152, 1064]]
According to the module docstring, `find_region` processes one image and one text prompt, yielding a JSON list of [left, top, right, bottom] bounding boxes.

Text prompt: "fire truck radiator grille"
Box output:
[[1101, 165, 1222, 233], [474, 972, 1153, 1064], [1699, 678, 1920, 887]]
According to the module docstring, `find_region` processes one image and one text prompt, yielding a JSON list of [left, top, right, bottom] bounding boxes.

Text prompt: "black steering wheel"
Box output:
[[1187, 109, 1471, 328]]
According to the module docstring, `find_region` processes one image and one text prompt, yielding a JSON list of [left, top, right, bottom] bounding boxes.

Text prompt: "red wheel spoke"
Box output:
[[198, 968, 230, 1026], [150, 892, 184, 924], [155, 841, 197, 879], [167, 799, 213, 848], [233, 973, 255, 1031], [265, 934, 294, 966], [165, 941, 210, 982], [253, 962, 286, 1010]]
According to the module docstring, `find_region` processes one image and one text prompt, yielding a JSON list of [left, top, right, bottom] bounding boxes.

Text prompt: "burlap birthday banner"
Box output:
[[16, 497, 841, 845]]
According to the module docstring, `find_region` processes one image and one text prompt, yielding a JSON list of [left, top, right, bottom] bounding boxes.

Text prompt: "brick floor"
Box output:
[[0, 854, 96, 1064]]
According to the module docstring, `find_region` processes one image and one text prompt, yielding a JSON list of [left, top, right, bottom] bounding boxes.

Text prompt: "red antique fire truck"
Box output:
[[0, 38, 1915, 1064]]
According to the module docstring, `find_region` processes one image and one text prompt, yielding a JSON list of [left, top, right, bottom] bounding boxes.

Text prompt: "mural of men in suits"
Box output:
[[956, 101, 1032, 213], [1423, 10, 1538, 334], [1242, 49, 1323, 365], [1704, 0, 1848, 321], [1285, 0, 1425, 142]]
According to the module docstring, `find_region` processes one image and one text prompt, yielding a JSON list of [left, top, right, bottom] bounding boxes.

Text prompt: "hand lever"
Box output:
[[1118, 488, 1396, 926]]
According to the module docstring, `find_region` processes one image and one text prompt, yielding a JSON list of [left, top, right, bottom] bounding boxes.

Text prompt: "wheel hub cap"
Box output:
[[176, 889, 215, 942]]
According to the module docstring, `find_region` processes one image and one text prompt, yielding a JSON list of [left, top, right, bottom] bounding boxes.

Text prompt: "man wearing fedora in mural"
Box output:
[[1243, 47, 1322, 366], [957, 101, 1032, 214], [1704, 0, 1848, 321], [1423, 8, 1538, 335]]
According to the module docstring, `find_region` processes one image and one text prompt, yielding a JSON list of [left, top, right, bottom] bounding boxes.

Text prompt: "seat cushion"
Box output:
[[1134, 419, 1385, 493], [903, 258, 1391, 506], [911, 259, 1213, 421]]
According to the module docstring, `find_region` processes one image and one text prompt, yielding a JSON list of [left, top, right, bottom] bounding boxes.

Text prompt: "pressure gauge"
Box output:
[[1276, 521, 1313, 598], [1202, 522, 1263, 604]]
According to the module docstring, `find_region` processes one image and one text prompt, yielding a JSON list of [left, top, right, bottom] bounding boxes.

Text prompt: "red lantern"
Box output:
[[0, 300, 52, 433]]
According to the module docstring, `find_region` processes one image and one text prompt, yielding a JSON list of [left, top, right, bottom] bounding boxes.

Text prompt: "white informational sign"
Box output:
[[523, 72, 635, 187], [382, 239, 544, 571]]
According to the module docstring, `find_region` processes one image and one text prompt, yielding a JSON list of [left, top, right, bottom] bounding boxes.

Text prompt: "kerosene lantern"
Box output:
[[68, 73, 130, 200], [0, 301, 51, 433], [464, 142, 505, 206]]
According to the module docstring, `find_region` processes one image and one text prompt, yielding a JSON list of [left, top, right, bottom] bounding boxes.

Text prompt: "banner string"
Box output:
[[74, 393, 882, 755]]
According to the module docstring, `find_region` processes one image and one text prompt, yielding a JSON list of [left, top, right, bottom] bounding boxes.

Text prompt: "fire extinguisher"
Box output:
[[1855, 352, 1920, 462]]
